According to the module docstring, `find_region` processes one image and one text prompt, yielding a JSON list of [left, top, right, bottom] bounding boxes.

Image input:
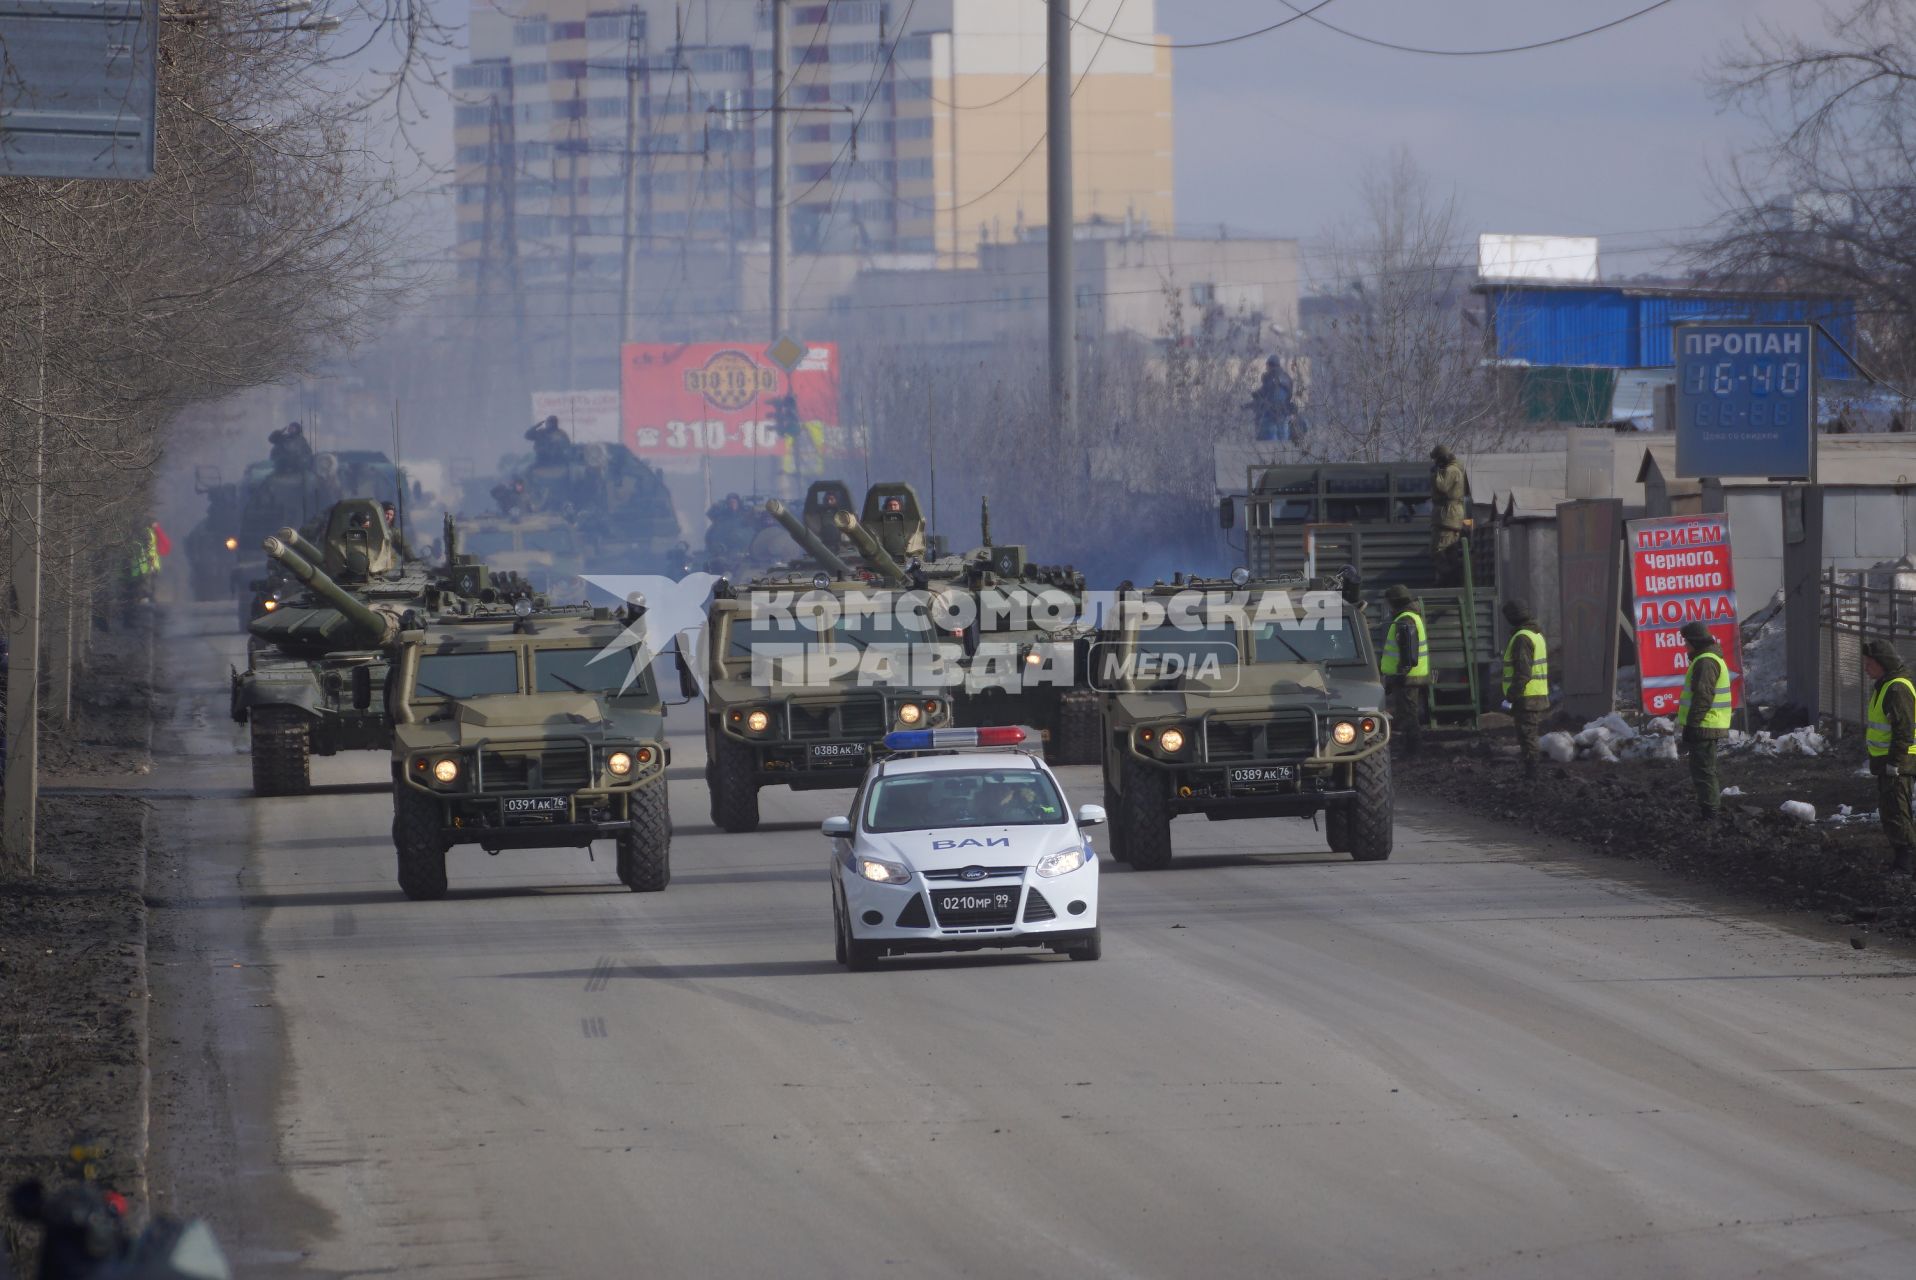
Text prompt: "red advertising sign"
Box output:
[[620, 341, 842, 470], [1627, 513, 1742, 717]]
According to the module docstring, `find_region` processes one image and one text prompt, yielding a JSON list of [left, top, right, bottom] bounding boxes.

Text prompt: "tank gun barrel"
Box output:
[[833, 511, 908, 585], [275, 527, 326, 565], [765, 499, 854, 579], [262, 536, 398, 647]]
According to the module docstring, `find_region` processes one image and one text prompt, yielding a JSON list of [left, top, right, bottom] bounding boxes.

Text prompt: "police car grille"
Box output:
[[1022, 890, 1056, 923], [923, 865, 1025, 881], [930, 897, 1020, 928], [1205, 712, 1314, 762]]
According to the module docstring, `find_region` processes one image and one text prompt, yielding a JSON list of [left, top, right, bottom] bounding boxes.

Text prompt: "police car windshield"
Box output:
[[414, 651, 519, 698], [864, 769, 1067, 833]]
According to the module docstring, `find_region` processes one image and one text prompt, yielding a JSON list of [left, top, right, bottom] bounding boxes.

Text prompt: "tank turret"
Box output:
[[766, 499, 854, 578], [253, 536, 400, 652], [275, 526, 327, 565], [833, 511, 909, 585]]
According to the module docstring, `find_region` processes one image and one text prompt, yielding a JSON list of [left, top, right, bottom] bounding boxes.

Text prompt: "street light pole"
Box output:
[[1046, 0, 1076, 440], [770, 0, 789, 342]]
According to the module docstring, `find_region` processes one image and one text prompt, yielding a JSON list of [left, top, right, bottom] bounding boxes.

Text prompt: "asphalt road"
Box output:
[[145, 603, 1916, 1279]]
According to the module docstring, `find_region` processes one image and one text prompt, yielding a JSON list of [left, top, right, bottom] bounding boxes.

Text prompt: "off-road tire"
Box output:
[[1117, 755, 1174, 870], [709, 732, 761, 833], [616, 782, 672, 892], [1102, 782, 1131, 865], [1067, 927, 1102, 962], [250, 706, 312, 796], [1347, 750, 1394, 862], [1050, 691, 1102, 766], [1324, 805, 1352, 853], [393, 786, 449, 900]]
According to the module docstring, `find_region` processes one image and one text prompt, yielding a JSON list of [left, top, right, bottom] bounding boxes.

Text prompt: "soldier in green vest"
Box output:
[[1380, 584, 1429, 756], [1863, 638, 1916, 876], [1677, 621, 1733, 820], [1500, 599, 1549, 778]]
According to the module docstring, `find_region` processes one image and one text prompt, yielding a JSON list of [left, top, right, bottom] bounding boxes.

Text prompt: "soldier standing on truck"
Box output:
[[1676, 621, 1732, 821], [1863, 638, 1916, 877], [1500, 599, 1549, 779], [1429, 445, 1467, 586], [1380, 584, 1428, 756]]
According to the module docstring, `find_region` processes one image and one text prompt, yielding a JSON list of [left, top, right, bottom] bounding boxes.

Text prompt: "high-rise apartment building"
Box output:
[[451, 1, 1172, 386]]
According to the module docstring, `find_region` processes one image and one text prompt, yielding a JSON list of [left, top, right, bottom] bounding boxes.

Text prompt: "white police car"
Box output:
[[824, 727, 1103, 969]]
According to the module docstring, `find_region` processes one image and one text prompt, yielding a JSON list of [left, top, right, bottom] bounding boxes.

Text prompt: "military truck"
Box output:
[[386, 600, 671, 900], [1095, 570, 1393, 869], [232, 502, 521, 795], [1225, 460, 1495, 728], [696, 556, 956, 832]]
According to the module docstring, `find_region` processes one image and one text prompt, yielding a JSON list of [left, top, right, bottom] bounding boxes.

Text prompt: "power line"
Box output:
[[1057, 0, 1340, 50], [1271, 0, 1684, 58]]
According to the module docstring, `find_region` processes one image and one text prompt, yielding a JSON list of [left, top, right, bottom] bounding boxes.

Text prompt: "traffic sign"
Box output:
[[1674, 322, 1814, 480], [765, 336, 809, 374]]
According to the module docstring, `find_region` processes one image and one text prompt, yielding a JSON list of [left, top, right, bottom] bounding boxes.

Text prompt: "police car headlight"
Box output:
[[858, 856, 913, 885], [746, 709, 771, 733], [432, 758, 460, 784], [898, 702, 922, 725], [1332, 721, 1358, 746], [606, 751, 633, 776], [1036, 846, 1086, 878], [1158, 727, 1186, 754]]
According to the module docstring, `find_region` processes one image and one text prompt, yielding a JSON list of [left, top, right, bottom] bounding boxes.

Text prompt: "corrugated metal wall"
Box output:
[[1489, 287, 1857, 378]]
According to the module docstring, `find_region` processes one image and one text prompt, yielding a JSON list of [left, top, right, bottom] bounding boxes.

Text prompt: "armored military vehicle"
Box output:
[[386, 600, 671, 900], [232, 501, 522, 795], [1095, 570, 1393, 869], [182, 471, 242, 602], [501, 419, 688, 576], [459, 511, 585, 597], [828, 484, 1101, 764], [696, 488, 957, 832]]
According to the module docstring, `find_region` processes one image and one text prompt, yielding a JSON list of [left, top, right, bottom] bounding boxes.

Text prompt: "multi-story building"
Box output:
[[451, 1, 1173, 388]]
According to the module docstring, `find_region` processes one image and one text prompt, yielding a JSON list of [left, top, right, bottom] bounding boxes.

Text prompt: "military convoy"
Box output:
[[386, 600, 671, 900]]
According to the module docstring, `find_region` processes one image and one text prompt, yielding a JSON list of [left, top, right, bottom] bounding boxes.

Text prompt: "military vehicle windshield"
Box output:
[[415, 652, 520, 698], [1249, 619, 1363, 665], [1135, 619, 1240, 660], [534, 648, 655, 697], [863, 769, 1066, 833]]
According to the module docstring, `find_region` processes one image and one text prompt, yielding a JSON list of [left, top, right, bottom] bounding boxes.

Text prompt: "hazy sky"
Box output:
[[1157, 0, 1828, 273]]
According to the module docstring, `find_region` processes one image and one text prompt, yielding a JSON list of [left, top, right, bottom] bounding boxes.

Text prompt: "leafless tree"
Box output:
[[1292, 150, 1514, 461], [1699, 0, 1916, 385]]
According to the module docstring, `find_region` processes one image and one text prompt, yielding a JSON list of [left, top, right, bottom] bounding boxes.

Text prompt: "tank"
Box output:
[[765, 498, 854, 578], [833, 510, 910, 585], [500, 420, 688, 576], [251, 536, 401, 653]]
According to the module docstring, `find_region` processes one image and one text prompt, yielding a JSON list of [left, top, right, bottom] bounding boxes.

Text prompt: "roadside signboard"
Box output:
[[1674, 322, 1814, 480], [620, 341, 841, 471], [0, 0, 158, 179], [531, 390, 620, 441], [1627, 513, 1742, 717]]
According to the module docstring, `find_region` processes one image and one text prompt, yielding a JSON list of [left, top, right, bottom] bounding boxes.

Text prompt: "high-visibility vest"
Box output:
[[1867, 675, 1916, 758], [1502, 627, 1548, 700], [131, 527, 160, 578], [1380, 610, 1428, 679], [1678, 649, 1733, 730]]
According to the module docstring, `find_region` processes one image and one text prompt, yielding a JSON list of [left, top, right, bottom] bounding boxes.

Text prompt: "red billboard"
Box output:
[[1627, 513, 1742, 717], [620, 341, 842, 470]]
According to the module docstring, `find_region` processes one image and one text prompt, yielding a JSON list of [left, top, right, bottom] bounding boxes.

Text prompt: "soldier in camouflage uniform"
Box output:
[[1499, 598, 1549, 778], [1379, 584, 1429, 757], [1863, 638, 1916, 876], [1429, 445, 1468, 587], [1676, 621, 1732, 820]]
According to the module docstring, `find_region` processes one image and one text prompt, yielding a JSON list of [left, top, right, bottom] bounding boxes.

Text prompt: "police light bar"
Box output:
[[883, 727, 1027, 751]]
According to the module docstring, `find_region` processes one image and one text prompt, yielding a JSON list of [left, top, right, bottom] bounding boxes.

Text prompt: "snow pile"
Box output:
[[1779, 800, 1818, 823], [1824, 804, 1881, 827], [1726, 726, 1828, 757], [1737, 589, 1788, 707], [1720, 785, 1745, 797], [1552, 714, 1678, 764], [1540, 731, 1577, 763]]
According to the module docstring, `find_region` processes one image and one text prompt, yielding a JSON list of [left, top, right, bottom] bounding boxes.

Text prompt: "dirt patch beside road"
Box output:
[[1398, 732, 1916, 940], [0, 626, 156, 1273]]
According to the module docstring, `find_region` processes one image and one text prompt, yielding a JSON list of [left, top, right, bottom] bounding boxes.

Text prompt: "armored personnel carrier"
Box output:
[[1095, 569, 1393, 869], [386, 600, 671, 900], [232, 501, 524, 795]]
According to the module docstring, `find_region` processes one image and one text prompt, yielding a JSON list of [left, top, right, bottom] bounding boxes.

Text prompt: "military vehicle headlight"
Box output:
[[1332, 721, 1358, 746], [607, 751, 633, 776], [812, 571, 832, 590], [1158, 727, 1186, 754], [261, 599, 278, 612], [746, 709, 771, 733], [223, 536, 239, 551], [432, 758, 460, 783], [898, 702, 922, 725], [1023, 649, 1043, 667], [1231, 566, 1252, 587]]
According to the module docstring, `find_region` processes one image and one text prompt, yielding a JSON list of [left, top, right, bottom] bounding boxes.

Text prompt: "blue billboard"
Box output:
[[1674, 323, 1815, 479]]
